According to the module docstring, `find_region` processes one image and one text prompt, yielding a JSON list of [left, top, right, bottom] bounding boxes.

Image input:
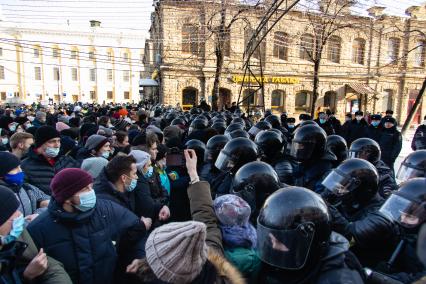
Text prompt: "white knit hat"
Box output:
[[128, 150, 151, 170], [145, 221, 208, 283]]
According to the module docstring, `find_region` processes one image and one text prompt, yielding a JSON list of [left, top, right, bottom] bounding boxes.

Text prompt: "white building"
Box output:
[[0, 20, 145, 104]]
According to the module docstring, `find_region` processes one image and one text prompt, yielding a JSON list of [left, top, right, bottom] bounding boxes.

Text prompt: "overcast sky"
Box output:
[[0, 0, 423, 37]]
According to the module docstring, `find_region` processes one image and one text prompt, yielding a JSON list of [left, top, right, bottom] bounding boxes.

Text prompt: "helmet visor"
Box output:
[[290, 141, 314, 161], [348, 150, 358, 159], [321, 169, 352, 196], [379, 194, 425, 228], [396, 163, 425, 183], [214, 150, 234, 171], [256, 222, 315, 270], [248, 126, 261, 137]]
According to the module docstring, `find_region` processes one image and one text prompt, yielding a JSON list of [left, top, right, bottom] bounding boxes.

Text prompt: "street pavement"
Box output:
[[395, 128, 415, 173]]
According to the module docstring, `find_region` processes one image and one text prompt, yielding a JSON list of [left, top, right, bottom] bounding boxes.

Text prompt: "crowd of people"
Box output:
[[0, 100, 424, 284]]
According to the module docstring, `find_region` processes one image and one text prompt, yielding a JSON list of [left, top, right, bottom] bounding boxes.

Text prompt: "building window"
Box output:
[[52, 48, 59, 58], [182, 87, 198, 109], [387, 37, 400, 65], [182, 23, 199, 55], [107, 51, 113, 61], [222, 29, 231, 57], [71, 68, 78, 81], [242, 89, 256, 107], [273, 32, 288, 60], [352, 38, 366, 65], [295, 91, 312, 111], [34, 67, 41, 80], [90, 68, 96, 81], [33, 48, 40, 58], [107, 69, 113, 81], [123, 52, 129, 62], [327, 36, 341, 63], [271, 90, 285, 112], [90, 91, 96, 100], [53, 67, 59, 81], [123, 70, 130, 82], [244, 27, 266, 63], [300, 33, 314, 61], [124, 91, 130, 100], [0, 66, 5, 80], [71, 50, 78, 59], [414, 40, 426, 67], [107, 91, 113, 100], [1, 92, 6, 100], [89, 51, 95, 60], [382, 89, 394, 111], [324, 91, 337, 111]]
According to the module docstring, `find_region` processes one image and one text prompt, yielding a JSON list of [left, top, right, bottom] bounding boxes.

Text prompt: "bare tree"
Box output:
[[299, 0, 356, 117], [207, 0, 262, 110]]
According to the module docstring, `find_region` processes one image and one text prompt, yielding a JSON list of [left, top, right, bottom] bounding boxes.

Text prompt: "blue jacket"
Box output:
[[27, 198, 147, 284]]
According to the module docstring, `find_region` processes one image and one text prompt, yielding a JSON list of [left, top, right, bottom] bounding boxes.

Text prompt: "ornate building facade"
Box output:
[[144, 0, 426, 124]]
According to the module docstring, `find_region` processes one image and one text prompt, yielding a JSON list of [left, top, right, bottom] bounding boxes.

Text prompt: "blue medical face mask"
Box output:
[[4, 172, 25, 187], [9, 124, 16, 132], [45, 147, 60, 158], [101, 151, 110, 159], [371, 121, 380, 127], [319, 118, 326, 124], [143, 166, 154, 178], [1, 138, 8, 145], [288, 124, 294, 129], [126, 177, 138, 192], [1, 215, 25, 245], [74, 190, 97, 212]]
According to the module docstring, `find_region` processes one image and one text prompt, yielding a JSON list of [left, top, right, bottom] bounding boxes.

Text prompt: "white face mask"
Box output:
[[355, 116, 363, 121], [423, 120, 426, 126]]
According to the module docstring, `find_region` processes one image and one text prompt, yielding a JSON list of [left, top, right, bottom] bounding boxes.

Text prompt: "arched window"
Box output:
[[324, 91, 337, 111], [244, 27, 266, 63], [273, 32, 288, 60], [414, 40, 426, 67], [327, 36, 341, 63], [387, 37, 401, 65], [182, 87, 198, 110], [182, 24, 199, 55], [271, 90, 285, 112], [295, 91, 312, 111], [300, 34, 314, 60], [352, 38, 366, 65]]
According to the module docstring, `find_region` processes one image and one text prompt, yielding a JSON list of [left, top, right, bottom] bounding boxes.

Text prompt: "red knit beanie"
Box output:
[[51, 168, 93, 204]]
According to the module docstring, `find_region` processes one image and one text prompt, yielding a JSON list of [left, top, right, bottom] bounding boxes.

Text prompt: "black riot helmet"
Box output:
[[257, 187, 331, 270], [171, 118, 186, 127], [248, 121, 272, 137], [290, 125, 326, 161], [380, 178, 426, 230], [189, 118, 208, 134], [255, 130, 285, 160], [231, 161, 280, 217], [205, 135, 230, 163], [224, 123, 244, 137], [231, 117, 246, 128], [215, 137, 259, 173], [322, 158, 379, 208], [298, 120, 318, 127], [228, 129, 250, 139], [396, 150, 426, 184], [265, 115, 281, 129], [211, 122, 226, 134], [326, 135, 348, 164], [348, 138, 381, 164], [185, 139, 206, 167], [165, 112, 177, 123]]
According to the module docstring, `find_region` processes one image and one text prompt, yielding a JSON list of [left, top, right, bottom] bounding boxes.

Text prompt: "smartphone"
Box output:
[[166, 153, 185, 167]]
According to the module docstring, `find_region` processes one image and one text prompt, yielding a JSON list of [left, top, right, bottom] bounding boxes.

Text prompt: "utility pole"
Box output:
[[57, 68, 60, 103], [401, 77, 426, 136]]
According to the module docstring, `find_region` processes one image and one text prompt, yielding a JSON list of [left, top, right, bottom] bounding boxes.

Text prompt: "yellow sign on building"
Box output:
[[231, 75, 300, 84]]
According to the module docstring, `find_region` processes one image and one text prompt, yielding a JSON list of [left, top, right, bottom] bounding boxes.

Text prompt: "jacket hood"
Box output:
[[94, 169, 129, 203]]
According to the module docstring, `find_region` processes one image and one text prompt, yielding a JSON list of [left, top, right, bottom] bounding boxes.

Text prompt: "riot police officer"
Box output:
[[326, 135, 348, 167], [231, 161, 281, 223], [185, 139, 206, 173], [396, 150, 426, 184], [290, 124, 336, 190], [211, 137, 259, 196], [257, 186, 365, 283]]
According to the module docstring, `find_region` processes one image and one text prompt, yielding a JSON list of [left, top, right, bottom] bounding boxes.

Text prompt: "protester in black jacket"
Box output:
[[366, 114, 383, 143], [27, 168, 149, 284], [314, 112, 335, 136], [21, 126, 80, 195], [344, 111, 369, 146], [379, 117, 402, 171], [412, 115, 426, 150]]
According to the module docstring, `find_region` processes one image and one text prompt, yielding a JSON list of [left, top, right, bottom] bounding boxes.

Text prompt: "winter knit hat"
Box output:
[[56, 122, 70, 133], [129, 150, 151, 170], [35, 126, 60, 148], [0, 186, 19, 225], [51, 168, 93, 204], [85, 134, 109, 151], [145, 221, 208, 283], [0, 152, 21, 177], [81, 157, 109, 179], [35, 111, 46, 121]]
